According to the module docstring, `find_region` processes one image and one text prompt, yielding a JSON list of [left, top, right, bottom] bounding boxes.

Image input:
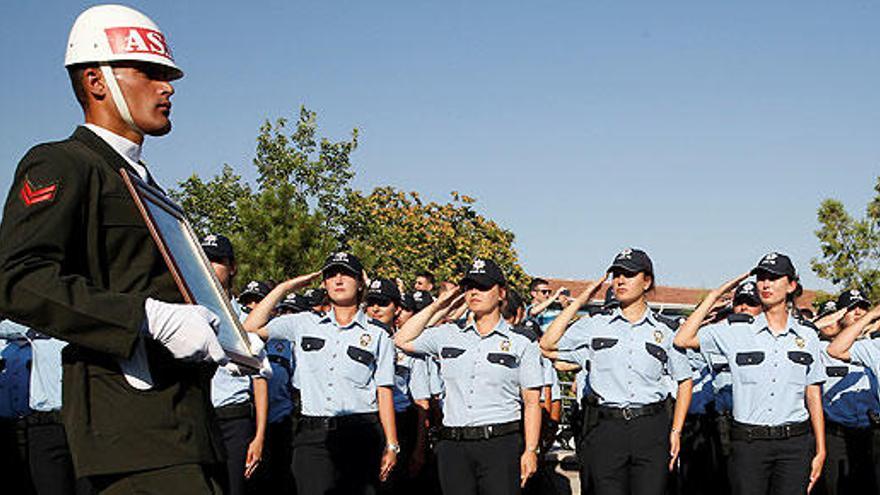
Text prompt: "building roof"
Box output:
[[545, 278, 818, 312]]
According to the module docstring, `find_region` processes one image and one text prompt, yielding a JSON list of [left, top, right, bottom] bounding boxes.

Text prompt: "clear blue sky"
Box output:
[[2, 1, 878, 292]]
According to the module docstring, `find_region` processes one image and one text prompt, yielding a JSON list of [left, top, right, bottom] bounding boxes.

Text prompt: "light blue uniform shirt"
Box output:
[[267, 309, 395, 417], [427, 356, 444, 397], [409, 317, 544, 427], [819, 342, 879, 428], [0, 337, 31, 418], [699, 313, 824, 426], [266, 338, 294, 423], [393, 349, 431, 412], [540, 357, 562, 402], [0, 321, 65, 413], [211, 300, 252, 408], [557, 308, 691, 408]]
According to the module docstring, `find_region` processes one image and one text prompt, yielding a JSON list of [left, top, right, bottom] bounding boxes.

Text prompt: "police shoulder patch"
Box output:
[[727, 313, 755, 324]]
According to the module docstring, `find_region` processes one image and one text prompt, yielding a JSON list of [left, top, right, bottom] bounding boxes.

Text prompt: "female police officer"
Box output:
[[540, 248, 693, 495], [395, 258, 544, 495], [243, 252, 399, 495], [674, 252, 826, 495]]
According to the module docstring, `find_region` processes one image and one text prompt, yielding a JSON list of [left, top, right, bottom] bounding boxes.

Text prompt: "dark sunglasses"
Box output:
[[536, 289, 552, 295], [366, 297, 394, 308], [462, 281, 496, 292]]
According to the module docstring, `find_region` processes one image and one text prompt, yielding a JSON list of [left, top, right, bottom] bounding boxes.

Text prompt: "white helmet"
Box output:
[[65, 4, 183, 134]]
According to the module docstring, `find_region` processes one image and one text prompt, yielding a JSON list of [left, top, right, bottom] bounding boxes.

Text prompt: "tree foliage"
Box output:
[[811, 176, 880, 302], [343, 187, 529, 291], [171, 106, 527, 292]]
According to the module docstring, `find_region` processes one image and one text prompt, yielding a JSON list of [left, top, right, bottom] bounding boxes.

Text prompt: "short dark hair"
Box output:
[[502, 290, 524, 320], [416, 271, 435, 284], [67, 65, 94, 109], [529, 278, 549, 291]]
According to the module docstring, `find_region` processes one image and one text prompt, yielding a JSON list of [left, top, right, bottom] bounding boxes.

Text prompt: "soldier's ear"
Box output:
[[81, 66, 109, 103]]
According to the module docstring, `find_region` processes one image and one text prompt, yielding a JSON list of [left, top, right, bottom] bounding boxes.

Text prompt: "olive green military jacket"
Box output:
[[0, 126, 223, 477]]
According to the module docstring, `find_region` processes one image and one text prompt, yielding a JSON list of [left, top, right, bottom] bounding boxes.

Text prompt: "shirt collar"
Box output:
[[460, 314, 511, 338], [322, 308, 368, 330], [609, 306, 656, 328], [84, 123, 147, 180], [752, 312, 803, 337]]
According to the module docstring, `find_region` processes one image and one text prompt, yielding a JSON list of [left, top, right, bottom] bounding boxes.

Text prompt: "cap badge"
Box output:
[[360, 333, 372, 347], [333, 252, 349, 262], [654, 330, 663, 344], [500, 339, 511, 352], [795, 337, 805, 349], [851, 289, 860, 297], [247, 281, 258, 290], [472, 259, 486, 272], [203, 234, 218, 247], [371, 280, 382, 289], [618, 248, 633, 259], [763, 253, 779, 264]]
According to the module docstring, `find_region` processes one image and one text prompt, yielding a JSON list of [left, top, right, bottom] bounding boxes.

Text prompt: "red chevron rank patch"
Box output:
[[20, 178, 58, 207]]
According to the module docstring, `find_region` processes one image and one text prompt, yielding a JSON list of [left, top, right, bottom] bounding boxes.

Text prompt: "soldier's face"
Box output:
[[531, 284, 551, 303], [464, 283, 505, 316], [366, 299, 397, 325], [396, 309, 414, 328], [756, 273, 795, 307], [733, 302, 762, 316], [415, 277, 433, 291], [113, 63, 175, 136], [611, 270, 651, 305]]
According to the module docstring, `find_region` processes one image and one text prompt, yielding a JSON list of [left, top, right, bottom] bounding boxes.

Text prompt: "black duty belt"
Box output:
[[26, 410, 62, 426], [731, 420, 810, 441], [440, 420, 521, 441], [215, 402, 254, 421], [597, 401, 665, 421], [298, 412, 379, 431], [826, 420, 870, 437]]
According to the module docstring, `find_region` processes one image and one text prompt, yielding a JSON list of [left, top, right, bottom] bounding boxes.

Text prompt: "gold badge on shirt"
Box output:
[[500, 340, 511, 352], [654, 330, 663, 344], [794, 337, 805, 349], [360, 333, 372, 347]]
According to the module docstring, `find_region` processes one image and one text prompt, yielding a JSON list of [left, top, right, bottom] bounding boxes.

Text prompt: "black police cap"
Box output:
[[750, 252, 797, 280], [200, 233, 234, 262], [733, 281, 761, 306], [410, 290, 434, 312], [837, 288, 870, 311], [277, 293, 311, 313], [366, 278, 402, 305], [303, 288, 328, 307], [459, 258, 506, 288], [322, 252, 364, 278], [239, 280, 271, 304], [607, 248, 653, 276]]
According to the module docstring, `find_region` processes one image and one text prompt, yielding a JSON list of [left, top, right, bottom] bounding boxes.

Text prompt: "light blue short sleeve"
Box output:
[[519, 342, 545, 390], [698, 323, 723, 355], [668, 345, 693, 383], [409, 324, 448, 357], [851, 340, 880, 371], [374, 330, 396, 388], [266, 313, 306, 343], [408, 356, 432, 401], [557, 317, 595, 351], [805, 334, 825, 386]]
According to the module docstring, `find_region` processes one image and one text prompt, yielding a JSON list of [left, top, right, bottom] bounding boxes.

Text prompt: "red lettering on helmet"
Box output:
[[105, 27, 173, 60]]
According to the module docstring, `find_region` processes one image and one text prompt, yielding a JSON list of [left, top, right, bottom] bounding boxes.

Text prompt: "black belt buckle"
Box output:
[[323, 417, 337, 431], [482, 425, 494, 440], [622, 407, 634, 421]]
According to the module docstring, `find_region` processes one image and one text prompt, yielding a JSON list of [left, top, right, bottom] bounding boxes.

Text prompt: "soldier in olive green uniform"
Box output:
[[0, 5, 228, 494]]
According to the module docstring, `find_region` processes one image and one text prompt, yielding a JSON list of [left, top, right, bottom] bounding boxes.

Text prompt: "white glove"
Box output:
[[143, 298, 229, 364]]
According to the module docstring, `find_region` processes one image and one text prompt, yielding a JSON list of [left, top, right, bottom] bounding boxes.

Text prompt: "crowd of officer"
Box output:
[[3, 4, 880, 495]]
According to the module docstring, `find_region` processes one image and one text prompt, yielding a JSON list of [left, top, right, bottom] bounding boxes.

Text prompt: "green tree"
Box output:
[[811, 176, 880, 302], [343, 187, 529, 291], [171, 165, 250, 239]]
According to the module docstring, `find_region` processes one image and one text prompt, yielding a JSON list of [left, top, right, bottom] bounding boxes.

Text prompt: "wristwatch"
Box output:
[[526, 445, 540, 454], [387, 443, 401, 454]]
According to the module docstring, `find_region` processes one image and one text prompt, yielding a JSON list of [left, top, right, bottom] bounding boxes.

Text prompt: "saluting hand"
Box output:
[[281, 271, 322, 293], [520, 451, 538, 487], [575, 273, 608, 305], [710, 271, 751, 299]]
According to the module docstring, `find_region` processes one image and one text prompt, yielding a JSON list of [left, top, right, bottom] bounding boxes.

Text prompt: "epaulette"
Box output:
[[654, 312, 681, 330], [510, 324, 539, 342], [311, 310, 326, 317], [727, 313, 755, 324]]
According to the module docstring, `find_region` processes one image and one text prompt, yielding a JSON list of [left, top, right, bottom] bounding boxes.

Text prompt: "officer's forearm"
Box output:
[[242, 283, 289, 335], [521, 388, 542, 452], [377, 386, 398, 446], [539, 303, 580, 352], [413, 399, 430, 454], [395, 300, 441, 351], [252, 377, 268, 442], [672, 379, 693, 433], [805, 385, 825, 454]]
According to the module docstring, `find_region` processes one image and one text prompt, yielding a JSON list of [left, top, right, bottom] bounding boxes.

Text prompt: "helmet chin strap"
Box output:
[[100, 64, 144, 137]]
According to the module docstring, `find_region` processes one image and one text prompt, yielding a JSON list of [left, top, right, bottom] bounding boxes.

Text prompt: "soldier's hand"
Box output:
[[143, 298, 228, 364]]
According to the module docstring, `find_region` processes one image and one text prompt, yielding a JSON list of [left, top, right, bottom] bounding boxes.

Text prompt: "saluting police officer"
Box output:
[[243, 252, 399, 495], [364, 278, 432, 493], [540, 248, 693, 495], [826, 295, 880, 495], [675, 253, 827, 495], [0, 5, 229, 493], [395, 258, 545, 495], [201, 235, 270, 495], [811, 288, 879, 494]]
